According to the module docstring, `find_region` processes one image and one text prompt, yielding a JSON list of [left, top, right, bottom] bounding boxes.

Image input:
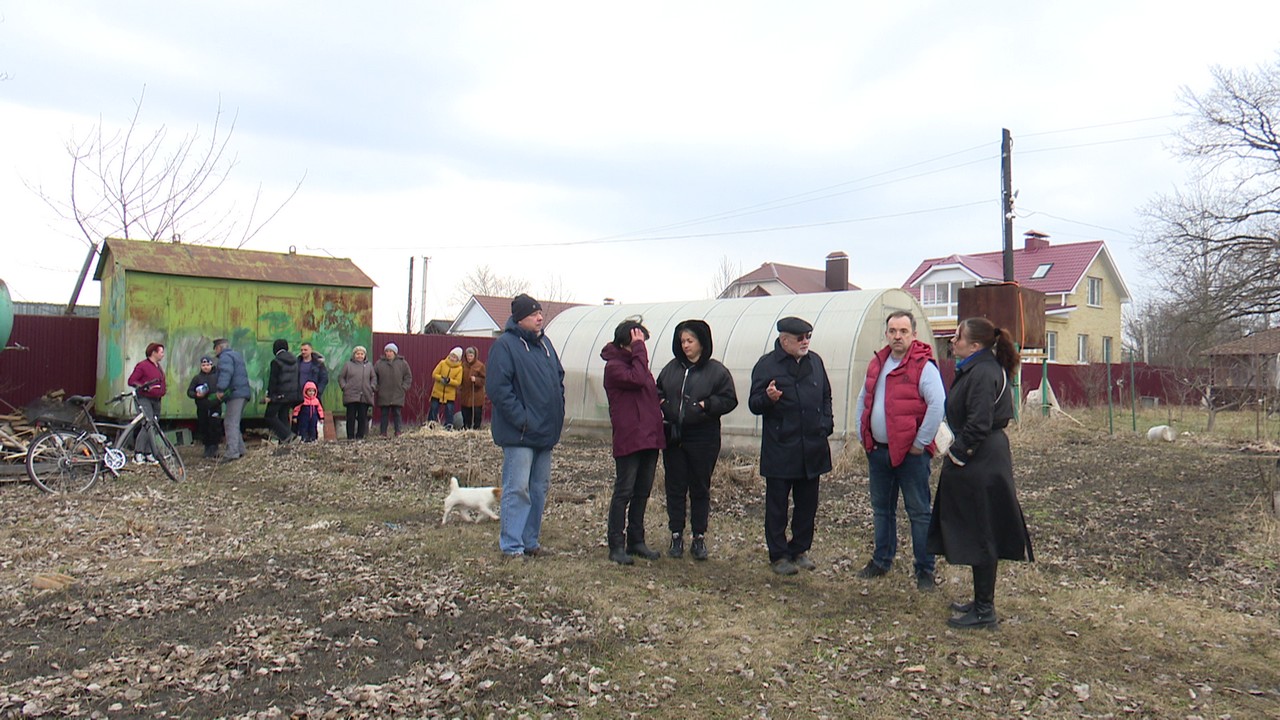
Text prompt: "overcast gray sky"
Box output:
[[3, 1, 1280, 330]]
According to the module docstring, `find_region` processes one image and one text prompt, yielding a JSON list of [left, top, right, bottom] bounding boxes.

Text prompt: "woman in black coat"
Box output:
[[656, 319, 738, 560], [927, 317, 1033, 629]]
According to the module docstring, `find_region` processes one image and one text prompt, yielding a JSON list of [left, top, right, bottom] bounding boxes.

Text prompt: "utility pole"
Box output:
[[419, 256, 429, 334], [406, 256, 415, 334], [1001, 128, 1014, 282]]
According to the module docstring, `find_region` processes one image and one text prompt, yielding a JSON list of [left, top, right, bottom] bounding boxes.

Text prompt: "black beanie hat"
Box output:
[[273, 338, 289, 354], [512, 293, 543, 322]]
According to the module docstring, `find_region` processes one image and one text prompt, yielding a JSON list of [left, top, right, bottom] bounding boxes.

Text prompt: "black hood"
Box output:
[[671, 319, 713, 368]]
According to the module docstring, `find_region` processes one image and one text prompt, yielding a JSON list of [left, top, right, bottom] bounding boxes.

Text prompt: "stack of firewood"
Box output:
[[1, 412, 35, 462], [1, 390, 67, 463]]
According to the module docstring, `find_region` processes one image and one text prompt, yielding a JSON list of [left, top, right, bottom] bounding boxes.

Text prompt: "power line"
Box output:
[[356, 199, 996, 251], [1019, 114, 1178, 138], [1016, 207, 1134, 238], [591, 141, 998, 241], [1019, 132, 1172, 155]]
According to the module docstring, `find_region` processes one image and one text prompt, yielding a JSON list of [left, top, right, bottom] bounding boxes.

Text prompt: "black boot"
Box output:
[[690, 534, 708, 561], [609, 546, 634, 565], [948, 563, 998, 629], [627, 542, 660, 560], [667, 533, 684, 558]]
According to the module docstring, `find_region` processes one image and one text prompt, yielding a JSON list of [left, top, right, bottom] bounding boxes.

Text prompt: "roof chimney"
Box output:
[[825, 251, 849, 292], [1023, 230, 1050, 252]]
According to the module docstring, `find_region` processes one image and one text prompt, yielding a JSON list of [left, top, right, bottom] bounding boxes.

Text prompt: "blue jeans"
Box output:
[[499, 446, 553, 555], [428, 398, 456, 427], [868, 446, 935, 575]]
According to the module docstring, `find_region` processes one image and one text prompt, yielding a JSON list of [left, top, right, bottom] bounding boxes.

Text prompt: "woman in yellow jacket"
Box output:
[[429, 347, 465, 429]]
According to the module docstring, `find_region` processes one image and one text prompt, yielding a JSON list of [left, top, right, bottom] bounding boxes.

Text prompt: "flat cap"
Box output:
[[776, 316, 813, 335]]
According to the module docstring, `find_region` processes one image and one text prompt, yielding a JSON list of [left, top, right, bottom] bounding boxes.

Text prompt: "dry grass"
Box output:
[[1, 414, 1278, 717]]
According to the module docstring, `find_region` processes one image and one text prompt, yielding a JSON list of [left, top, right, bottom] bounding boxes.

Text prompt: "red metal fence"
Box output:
[[370, 332, 496, 424], [4, 314, 1202, 420], [0, 315, 98, 415], [938, 359, 1202, 407]]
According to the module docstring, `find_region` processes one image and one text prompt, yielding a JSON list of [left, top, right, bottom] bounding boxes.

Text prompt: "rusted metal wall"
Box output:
[[371, 332, 496, 425], [97, 263, 373, 419], [0, 315, 98, 412]]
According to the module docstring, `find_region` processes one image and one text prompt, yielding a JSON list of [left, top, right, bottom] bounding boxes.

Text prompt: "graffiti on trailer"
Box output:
[[96, 275, 373, 420]]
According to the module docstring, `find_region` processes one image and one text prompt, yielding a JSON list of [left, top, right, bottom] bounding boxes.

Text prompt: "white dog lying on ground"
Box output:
[[442, 476, 501, 524]]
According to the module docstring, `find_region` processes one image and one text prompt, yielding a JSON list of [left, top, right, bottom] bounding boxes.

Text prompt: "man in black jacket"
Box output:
[[266, 338, 302, 444], [748, 317, 834, 576]]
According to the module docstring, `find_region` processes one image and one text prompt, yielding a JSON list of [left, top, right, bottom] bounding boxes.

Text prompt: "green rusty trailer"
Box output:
[[93, 238, 375, 420]]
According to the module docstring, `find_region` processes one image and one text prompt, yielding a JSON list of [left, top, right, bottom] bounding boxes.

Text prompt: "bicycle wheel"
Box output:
[[26, 430, 102, 494], [146, 423, 186, 482]]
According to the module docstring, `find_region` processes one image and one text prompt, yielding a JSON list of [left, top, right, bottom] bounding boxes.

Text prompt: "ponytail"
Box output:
[[957, 318, 1020, 375]]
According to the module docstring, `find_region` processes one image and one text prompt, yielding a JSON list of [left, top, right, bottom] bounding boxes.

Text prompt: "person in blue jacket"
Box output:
[[486, 294, 566, 558], [212, 338, 252, 463]]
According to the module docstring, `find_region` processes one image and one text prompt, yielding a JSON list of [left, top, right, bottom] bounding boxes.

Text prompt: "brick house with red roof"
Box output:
[[447, 294, 584, 337], [718, 252, 859, 298], [902, 231, 1131, 363]]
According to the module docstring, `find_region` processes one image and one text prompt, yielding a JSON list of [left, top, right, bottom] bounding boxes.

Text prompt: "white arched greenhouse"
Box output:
[[546, 289, 933, 452]]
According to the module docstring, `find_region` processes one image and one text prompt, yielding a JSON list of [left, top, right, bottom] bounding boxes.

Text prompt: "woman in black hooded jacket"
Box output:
[[656, 319, 738, 560]]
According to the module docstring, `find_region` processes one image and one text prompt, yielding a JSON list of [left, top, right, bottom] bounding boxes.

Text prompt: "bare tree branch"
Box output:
[[1142, 53, 1280, 336], [452, 265, 529, 304], [24, 86, 301, 251]]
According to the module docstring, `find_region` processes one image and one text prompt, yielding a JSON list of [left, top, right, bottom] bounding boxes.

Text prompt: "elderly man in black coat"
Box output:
[[748, 316, 834, 576]]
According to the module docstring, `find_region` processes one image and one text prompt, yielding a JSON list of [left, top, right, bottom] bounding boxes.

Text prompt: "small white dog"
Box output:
[[442, 476, 501, 524]]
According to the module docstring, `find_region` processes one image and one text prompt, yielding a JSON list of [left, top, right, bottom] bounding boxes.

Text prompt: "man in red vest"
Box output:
[[854, 311, 946, 590]]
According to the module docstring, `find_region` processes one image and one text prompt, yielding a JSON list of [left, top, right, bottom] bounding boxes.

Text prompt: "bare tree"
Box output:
[[539, 274, 574, 304], [452, 265, 528, 304], [29, 88, 302, 251], [709, 254, 741, 298], [1139, 55, 1280, 329]]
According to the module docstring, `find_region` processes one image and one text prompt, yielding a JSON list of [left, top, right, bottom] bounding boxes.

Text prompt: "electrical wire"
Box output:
[[1018, 114, 1178, 138], [590, 141, 998, 240], [433, 199, 998, 250], [1016, 208, 1134, 237], [1018, 132, 1173, 155]]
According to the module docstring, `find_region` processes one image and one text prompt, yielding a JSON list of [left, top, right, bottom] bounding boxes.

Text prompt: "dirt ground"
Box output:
[[1, 422, 1278, 718]]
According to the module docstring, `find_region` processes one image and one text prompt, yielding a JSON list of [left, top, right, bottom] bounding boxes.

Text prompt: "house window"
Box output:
[[1102, 336, 1113, 363], [1045, 331, 1057, 362], [1031, 263, 1053, 279], [1087, 277, 1103, 306], [920, 280, 976, 319], [1077, 334, 1089, 363]]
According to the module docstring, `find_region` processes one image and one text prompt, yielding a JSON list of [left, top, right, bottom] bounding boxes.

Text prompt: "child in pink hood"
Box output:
[[293, 381, 326, 442]]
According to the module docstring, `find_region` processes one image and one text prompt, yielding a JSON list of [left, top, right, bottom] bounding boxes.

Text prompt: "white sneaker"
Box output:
[[145, 454, 159, 465], [133, 453, 146, 465]]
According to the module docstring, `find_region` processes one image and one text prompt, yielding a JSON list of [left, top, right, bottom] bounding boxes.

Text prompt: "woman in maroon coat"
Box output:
[[601, 319, 666, 565]]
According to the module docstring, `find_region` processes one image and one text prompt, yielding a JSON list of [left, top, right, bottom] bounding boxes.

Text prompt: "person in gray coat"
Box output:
[[212, 338, 251, 462], [374, 343, 413, 436], [339, 345, 377, 439]]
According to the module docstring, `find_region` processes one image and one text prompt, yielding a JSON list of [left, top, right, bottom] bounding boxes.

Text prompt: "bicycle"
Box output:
[[25, 383, 187, 493]]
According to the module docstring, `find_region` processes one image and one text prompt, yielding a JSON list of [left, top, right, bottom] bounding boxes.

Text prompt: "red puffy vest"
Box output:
[[860, 340, 937, 466]]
